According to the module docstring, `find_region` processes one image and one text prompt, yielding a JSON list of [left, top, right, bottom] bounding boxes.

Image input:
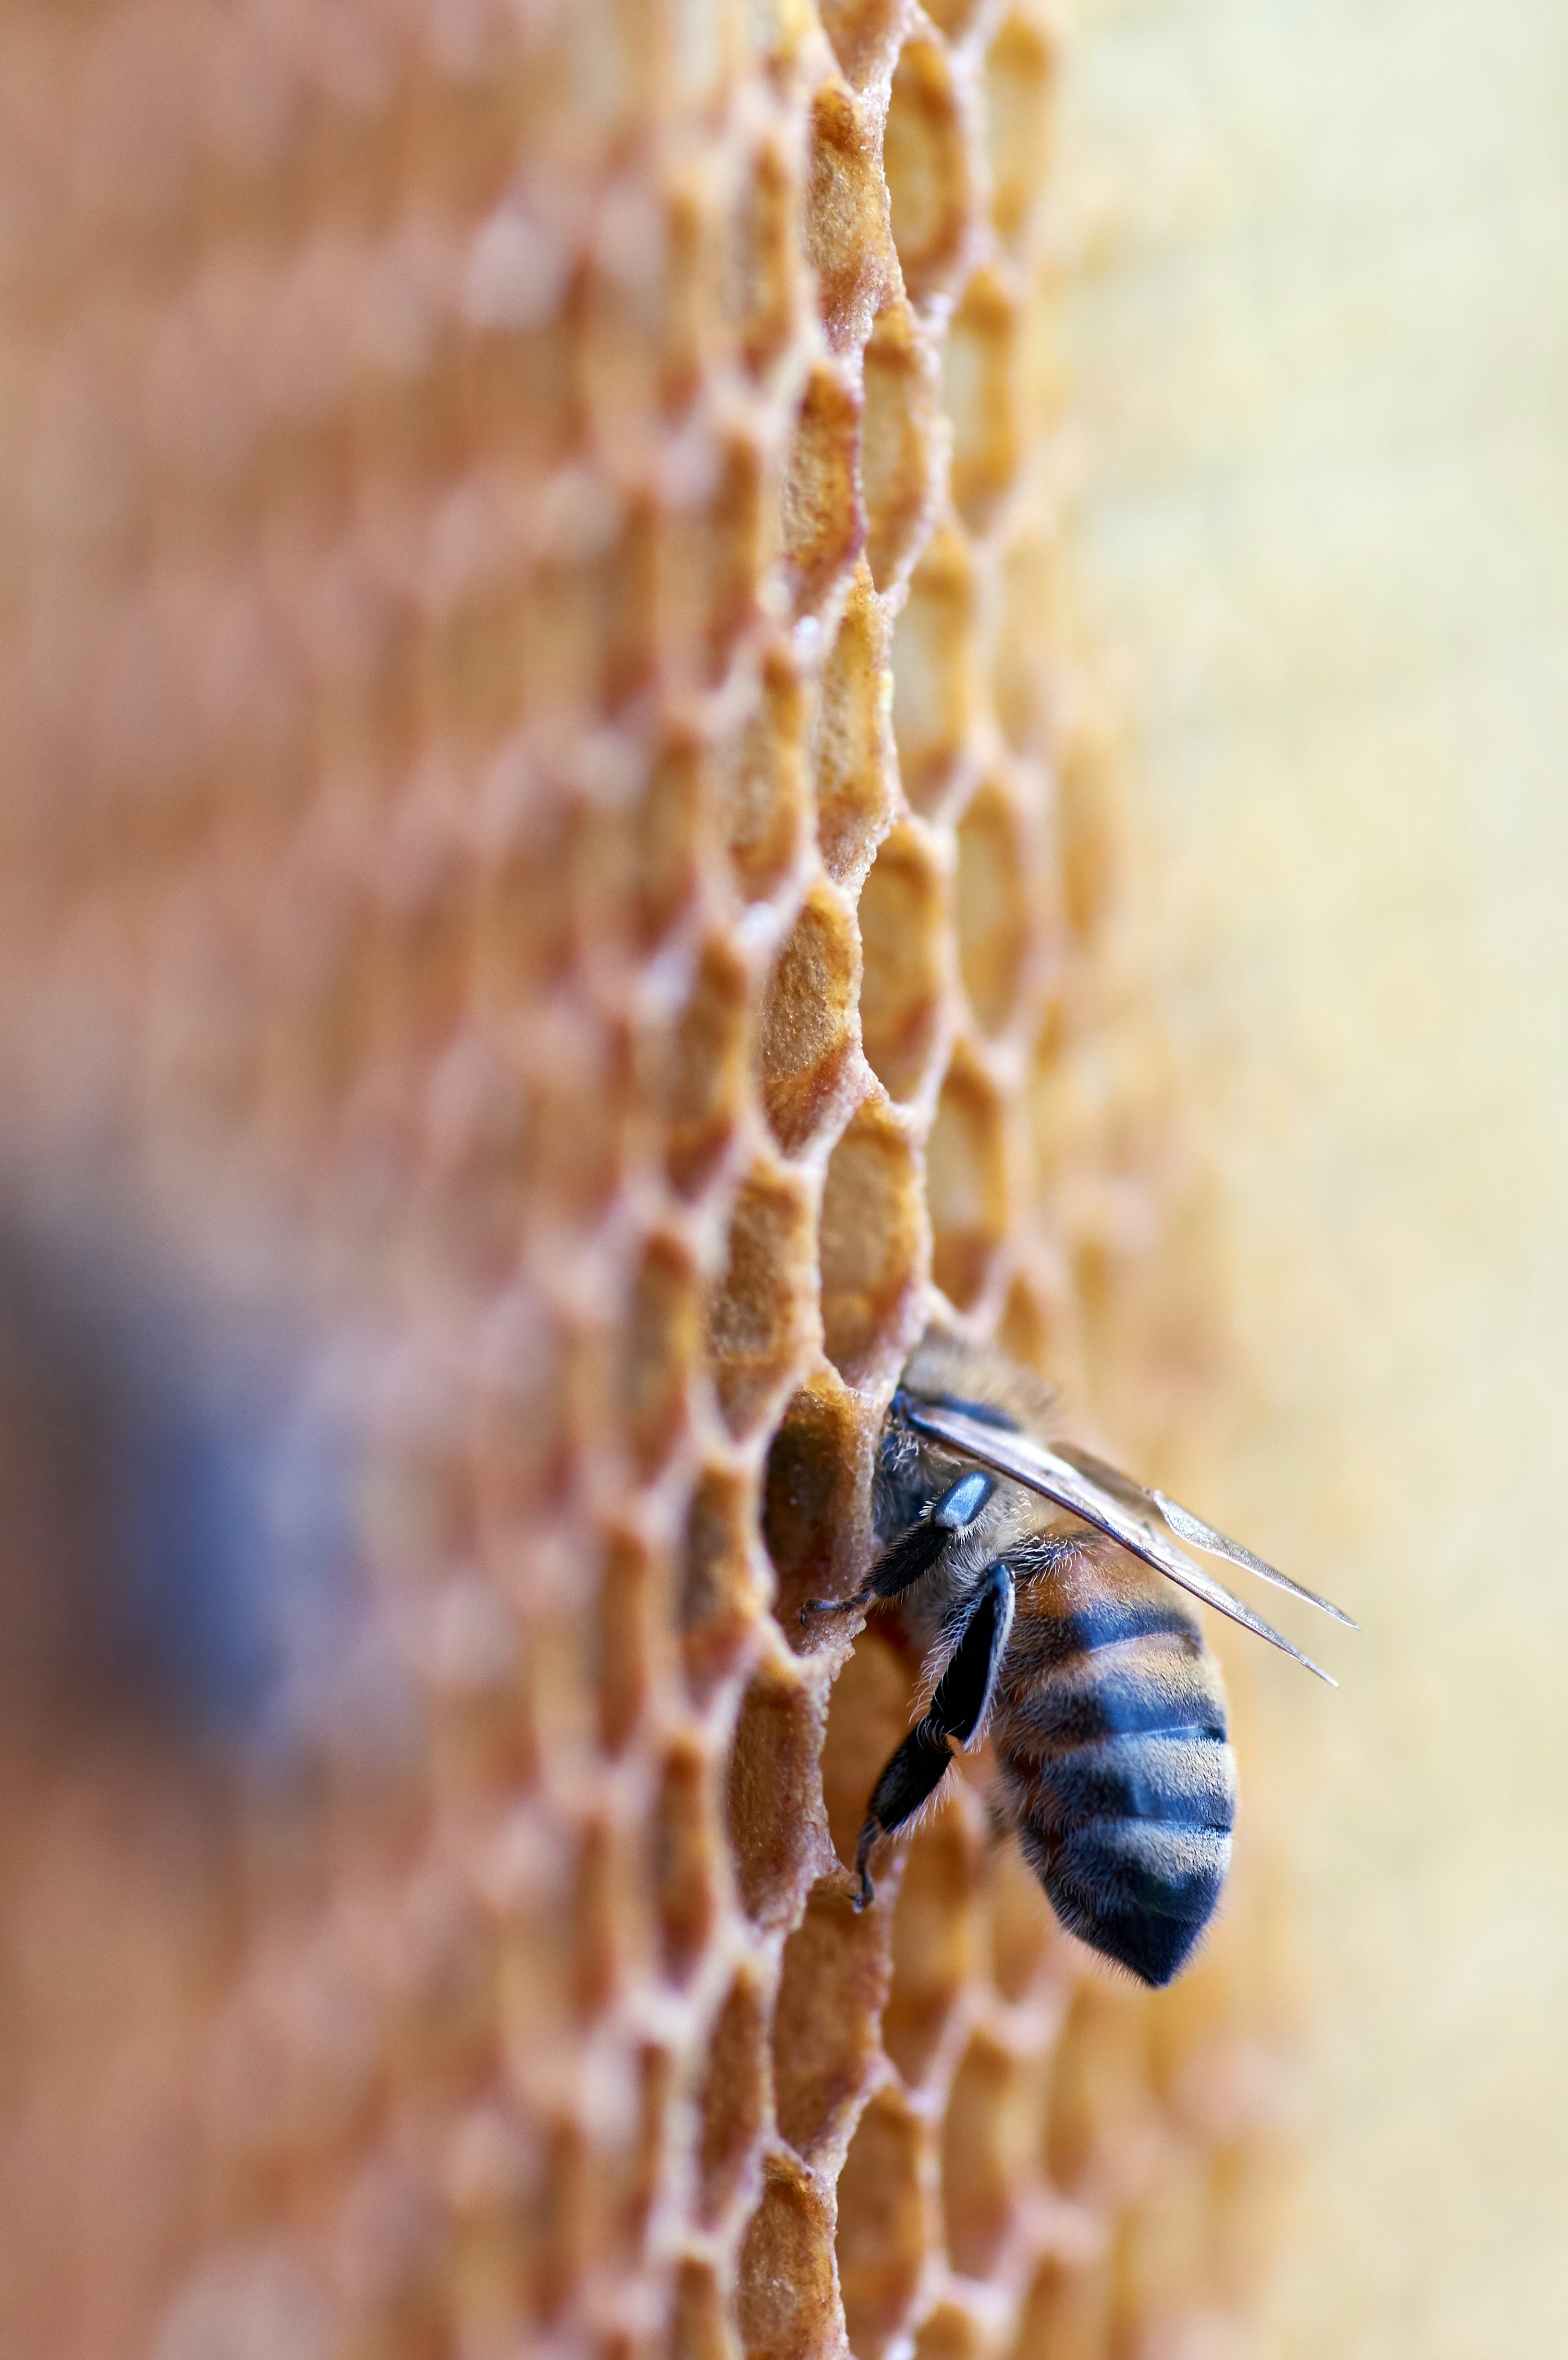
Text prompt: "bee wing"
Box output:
[[897, 1399, 1339, 1685], [1050, 1443, 1357, 1630]]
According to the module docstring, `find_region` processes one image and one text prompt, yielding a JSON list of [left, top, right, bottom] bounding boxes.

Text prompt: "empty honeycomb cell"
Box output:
[[761, 1375, 879, 1636], [860, 301, 943, 593], [520, 1009, 630, 1220], [581, 175, 710, 458], [983, 13, 1056, 249], [882, 1794, 986, 2088], [992, 531, 1056, 760], [806, 82, 899, 354], [780, 361, 866, 619], [913, 2303, 985, 2360], [630, 731, 713, 949], [727, 1655, 832, 1928], [1007, 2255, 1110, 2360], [882, 40, 977, 313], [670, 2256, 732, 2360], [834, 2088, 926, 2360], [570, 1816, 620, 2019], [772, 1883, 890, 2159], [683, 1465, 764, 1703], [622, 1235, 703, 1480], [940, 2029, 1051, 2281], [755, 888, 862, 1155], [721, 644, 808, 903], [658, 433, 766, 688], [596, 1531, 660, 1757], [1044, 1985, 1159, 2205], [731, 133, 804, 379], [708, 1165, 817, 1438], [1056, 730, 1122, 944], [926, 1056, 1009, 1311], [891, 527, 976, 813], [662, 939, 751, 1199], [656, 1741, 719, 1986], [736, 2153, 838, 2360], [812, 571, 897, 889], [943, 271, 1021, 538], [856, 824, 946, 1100], [955, 781, 1032, 1035], [698, 1968, 772, 2228], [818, 1102, 925, 1384], [819, 1623, 919, 1874]]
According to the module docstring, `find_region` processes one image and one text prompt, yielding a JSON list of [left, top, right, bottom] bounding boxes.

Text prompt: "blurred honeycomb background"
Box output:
[[0, 4, 1311, 2357]]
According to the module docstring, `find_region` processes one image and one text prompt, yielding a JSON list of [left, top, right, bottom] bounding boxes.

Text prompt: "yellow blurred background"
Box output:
[[1059, 1, 1568, 2349]]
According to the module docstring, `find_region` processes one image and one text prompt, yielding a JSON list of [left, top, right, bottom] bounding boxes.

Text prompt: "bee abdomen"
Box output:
[[996, 1589, 1236, 1986]]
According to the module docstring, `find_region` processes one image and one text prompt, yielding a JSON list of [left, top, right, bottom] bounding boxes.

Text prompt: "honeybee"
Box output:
[[803, 1331, 1353, 1986]]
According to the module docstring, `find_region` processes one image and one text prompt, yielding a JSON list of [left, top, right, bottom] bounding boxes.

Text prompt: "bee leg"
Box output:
[[801, 1473, 997, 1626], [851, 1560, 1015, 1906]]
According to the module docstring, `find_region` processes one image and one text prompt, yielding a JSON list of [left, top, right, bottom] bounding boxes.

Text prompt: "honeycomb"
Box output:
[[0, 3, 1298, 2356]]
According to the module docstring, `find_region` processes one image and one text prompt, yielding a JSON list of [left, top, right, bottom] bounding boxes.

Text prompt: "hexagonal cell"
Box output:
[[727, 1655, 831, 1929], [819, 1103, 925, 1384], [818, 0, 905, 90], [683, 1465, 765, 1704], [955, 781, 1031, 1034], [1007, 2257, 1110, 2360], [630, 728, 713, 950], [737, 2153, 839, 2360], [835, 2088, 926, 2360], [780, 361, 866, 619], [755, 887, 862, 1154], [857, 824, 946, 1100], [992, 531, 1056, 760], [772, 1881, 891, 2159], [662, 938, 751, 1199], [696, 1967, 771, 2227], [581, 172, 718, 455], [891, 527, 977, 814], [882, 40, 977, 312], [596, 1528, 663, 1757], [762, 1375, 881, 1635], [620, 1233, 702, 1479], [926, 1057, 1008, 1312], [806, 81, 900, 352], [811, 570, 897, 889], [670, 2256, 734, 2360], [943, 271, 1021, 538], [941, 2030, 1052, 2282], [707, 1164, 816, 1437], [921, 0, 988, 35], [861, 301, 943, 593], [1055, 726, 1122, 944], [985, 13, 1058, 250], [883, 1796, 985, 2087], [657, 432, 765, 688], [720, 642, 809, 903], [656, 1740, 719, 1985], [914, 2304, 985, 2360], [1044, 1983, 1157, 2203], [819, 1627, 918, 1876], [730, 131, 805, 378]]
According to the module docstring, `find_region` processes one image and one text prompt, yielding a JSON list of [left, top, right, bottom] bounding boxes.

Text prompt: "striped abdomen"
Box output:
[[992, 1540, 1237, 1987]]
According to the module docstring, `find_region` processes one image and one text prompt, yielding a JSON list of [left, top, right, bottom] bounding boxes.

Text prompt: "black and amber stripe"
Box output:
[[994, 1542, 1237, 1987]]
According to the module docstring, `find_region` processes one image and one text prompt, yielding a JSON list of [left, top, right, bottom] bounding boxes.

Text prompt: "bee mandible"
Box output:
[[803, 1332, 1354, 1987]]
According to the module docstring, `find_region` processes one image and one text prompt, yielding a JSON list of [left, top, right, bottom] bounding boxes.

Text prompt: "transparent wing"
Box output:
[[1050, 1442, 1357, 1630], [896, 1398, 1342, 1685]]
